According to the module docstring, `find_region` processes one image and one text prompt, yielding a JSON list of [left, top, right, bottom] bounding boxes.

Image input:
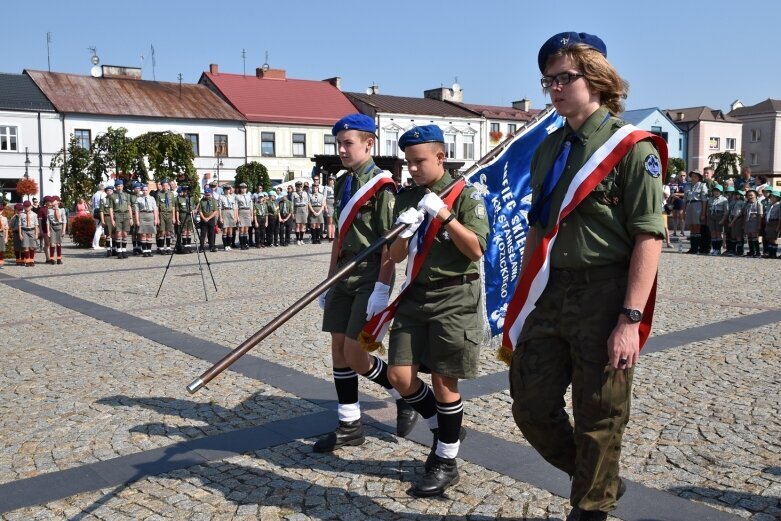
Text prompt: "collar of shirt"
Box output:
[[569, 105, 611, 144], [352, 158, 380, 180]]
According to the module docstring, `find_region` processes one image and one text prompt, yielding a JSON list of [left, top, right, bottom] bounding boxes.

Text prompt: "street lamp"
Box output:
[[24, 147, 31, 179], [215, 152, 224, 186]]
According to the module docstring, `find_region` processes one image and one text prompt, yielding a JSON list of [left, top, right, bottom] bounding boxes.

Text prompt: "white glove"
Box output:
[[366, 282, 390, 320], [396, 208, 425, 239], [418, 192, 446, 218], [318, 289, 330, 310]]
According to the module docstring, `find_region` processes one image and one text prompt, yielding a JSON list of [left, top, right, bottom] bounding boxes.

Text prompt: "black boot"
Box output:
[[687, 234, 699, 254], [396, 399, 418, 438], [566, 479, 625, 521], [425, 427, 467, 472], [753, 240, 762, 257], [312, 420, 365, 453], [411, 454, 459, 497]]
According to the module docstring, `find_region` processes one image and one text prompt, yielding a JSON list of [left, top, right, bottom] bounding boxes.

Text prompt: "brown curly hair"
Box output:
[[544, 44, 629, 115]]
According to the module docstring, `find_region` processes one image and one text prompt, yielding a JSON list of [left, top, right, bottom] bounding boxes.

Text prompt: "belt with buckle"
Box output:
[[422, 273, 480, 290]]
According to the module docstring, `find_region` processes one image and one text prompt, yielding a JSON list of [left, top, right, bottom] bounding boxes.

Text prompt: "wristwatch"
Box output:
[[620, 307, 643, 323]]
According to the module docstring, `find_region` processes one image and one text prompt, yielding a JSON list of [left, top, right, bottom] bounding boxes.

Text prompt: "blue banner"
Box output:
[[467, 109, 564, 336]]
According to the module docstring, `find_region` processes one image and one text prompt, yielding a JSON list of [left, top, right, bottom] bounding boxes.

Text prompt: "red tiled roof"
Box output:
[[458, 102, 540, 121], [26, 70, 244, 121], [201, 72, 357, 126]]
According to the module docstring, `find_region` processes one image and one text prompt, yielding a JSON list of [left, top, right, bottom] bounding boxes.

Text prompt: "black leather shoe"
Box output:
[[566, 478, 625, 521], [396, 399, 418, 437], [425, 427, 467, 472], [411, 454, 459, 497], [312, 420, 365, 453]]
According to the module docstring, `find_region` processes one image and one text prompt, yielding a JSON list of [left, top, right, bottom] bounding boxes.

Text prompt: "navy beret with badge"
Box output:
[[115, 179, 124, 186], [399, 125, 445, 151], [332, 113, 376, 136], [538, 31, 607, 72]]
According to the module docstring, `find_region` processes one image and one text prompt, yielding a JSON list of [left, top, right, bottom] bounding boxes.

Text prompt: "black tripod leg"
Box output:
[[155, 221, 185, 298], [192, 213, 218, 294]]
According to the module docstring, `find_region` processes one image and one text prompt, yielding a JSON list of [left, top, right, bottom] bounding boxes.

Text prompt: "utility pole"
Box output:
[[241, 49, 246, 77]]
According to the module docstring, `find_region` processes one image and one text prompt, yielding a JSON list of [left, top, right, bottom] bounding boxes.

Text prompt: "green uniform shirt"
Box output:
[[108, 191, 132, 212], [333, 159, 395, 257], [394, 172, 488, 283], [254, 201, 268, 218], [530, 106, 665, 269], [176, 195, 197, 215], [278, 198, 292, 218], [156, 191, 175, 213], [199, 197, 218, 217], [266, 200, 279, 217], [99, 197, 112, 217]]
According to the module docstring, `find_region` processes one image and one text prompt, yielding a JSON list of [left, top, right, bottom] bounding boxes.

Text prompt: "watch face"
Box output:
[[629, 309, 642, 322]]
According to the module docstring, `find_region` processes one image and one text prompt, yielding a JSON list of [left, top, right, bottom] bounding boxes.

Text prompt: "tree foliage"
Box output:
[[135, 131, 198, 194], [234, 161, 271, 192], [666, 158, 686, 181], [15, 178, 39, 198], [89, 127, 144, 185], [50, 135, 94, 209], [709, 151, 743, 183]]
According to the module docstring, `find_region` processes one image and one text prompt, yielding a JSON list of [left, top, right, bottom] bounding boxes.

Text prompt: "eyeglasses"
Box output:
[[540, 72, 585, 89]]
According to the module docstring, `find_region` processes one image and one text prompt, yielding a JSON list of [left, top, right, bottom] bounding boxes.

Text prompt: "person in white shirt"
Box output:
[[91, 184, 106, 249]]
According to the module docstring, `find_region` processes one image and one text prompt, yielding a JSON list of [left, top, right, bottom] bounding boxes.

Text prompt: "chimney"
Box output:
[[209, 64, 219, 74], [323, 77, 342, 90], [677, 111, 685, 121], [100, 65, 142, 80], [512, 98, 532, 111], [256, 67, 286, 80]]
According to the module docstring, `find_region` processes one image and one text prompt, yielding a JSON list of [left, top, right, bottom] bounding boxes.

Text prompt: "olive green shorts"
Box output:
[[322, 260, 381, 340], [158, 212, 174, 234], [114, 212, 132, 233], [388, 279, 483, 379], [102, 216, 113, 236]]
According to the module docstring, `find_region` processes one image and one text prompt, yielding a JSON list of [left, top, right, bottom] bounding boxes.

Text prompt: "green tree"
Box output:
[[666, 157, 686, 181], [134, 131, 197, 192], [234, 161, 271, 192], [50, 135, 94, 209], [709, 151, 743, 184], [90, 127, 144, 185]]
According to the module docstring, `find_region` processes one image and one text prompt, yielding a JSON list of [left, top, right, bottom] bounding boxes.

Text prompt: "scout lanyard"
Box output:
[[336, 170, 395, 255], [499, 126, 668, 364], [358, 179, 466, 353]]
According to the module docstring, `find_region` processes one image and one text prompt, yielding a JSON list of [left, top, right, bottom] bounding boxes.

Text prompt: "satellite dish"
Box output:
[[90, 65, 102, 78], [365, 87, 373, 95]]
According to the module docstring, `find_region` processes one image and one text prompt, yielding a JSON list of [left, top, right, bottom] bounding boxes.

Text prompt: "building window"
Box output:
[[725, 138, 736, 151], [385, 131, 398, 156], [214, 134, 228, 156], [490, 123, 500, 133], [507, 123, 517, 135], [74, 129, 91, 150], [184, 133, 199, 156], [261, 132, 275, 157], [463, 134, 474, 160], [750, 152, 759, 166], [709, 137, 720, 150], [0, 126, 18, 151], [292, 133, 306, 157], [751, 128, 761, 142], [444, 134, 456, 159], [324, 134, 336, 155]]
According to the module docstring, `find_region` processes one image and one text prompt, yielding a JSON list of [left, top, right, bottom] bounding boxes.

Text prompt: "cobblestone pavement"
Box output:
[[0, 240, 779, 520]]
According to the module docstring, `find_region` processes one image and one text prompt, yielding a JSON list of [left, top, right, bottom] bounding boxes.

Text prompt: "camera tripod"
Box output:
[[155, 201, 217, 301]]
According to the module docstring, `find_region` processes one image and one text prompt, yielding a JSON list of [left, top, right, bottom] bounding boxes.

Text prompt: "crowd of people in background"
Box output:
[[663, 166, 781, 258], [0, 196, 68, 267]]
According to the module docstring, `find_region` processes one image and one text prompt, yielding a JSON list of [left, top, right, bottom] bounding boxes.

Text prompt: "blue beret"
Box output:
[[399, 125, 444, 151], [204, 187, 213, 194], [132, 181, 142, 188], [106, 185, 114, 190], [114, 179, 124, 186], [332, 113, 376, 136], [538, 31, 607, 72]]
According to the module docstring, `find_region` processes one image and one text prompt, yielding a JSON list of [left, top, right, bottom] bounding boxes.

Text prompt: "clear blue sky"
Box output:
[[5, 0, 777, 113]]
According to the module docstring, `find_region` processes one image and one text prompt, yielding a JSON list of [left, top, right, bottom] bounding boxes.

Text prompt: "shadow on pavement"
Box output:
[[668, 484, 779, 518]]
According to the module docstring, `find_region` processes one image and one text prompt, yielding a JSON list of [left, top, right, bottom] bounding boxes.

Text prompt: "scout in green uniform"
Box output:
[[156, 179, 176, 254], [386, 125, 488, 496], [266, 193, 279, 246], [308, 176, 325, 244], [174, 186, 194, 253], [278, 191, 293, 246], [100, 186, 115, 256], [254, 192, 268, 248], [9, 204, 23, 265], [129, 182, 142, 255], [198, 188, 219, 252], [728, 190, 746, 256], [108, 179, 133, 259], [315, 113, 416, 453], [509, 33, 664, 521]]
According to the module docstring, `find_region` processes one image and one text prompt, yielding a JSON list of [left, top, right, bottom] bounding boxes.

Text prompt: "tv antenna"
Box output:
[[46, 32, 52, 72], [261, 50, 269, 72], [241, 48, 246, 77], [150, 45, 156, 80], [178, 73, 183, 97]]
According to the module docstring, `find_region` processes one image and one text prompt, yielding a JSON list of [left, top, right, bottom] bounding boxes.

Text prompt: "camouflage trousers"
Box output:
[[509, 264, 632, 513]]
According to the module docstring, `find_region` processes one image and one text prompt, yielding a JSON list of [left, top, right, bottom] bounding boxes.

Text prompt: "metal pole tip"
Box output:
[[186, 378, 205, 394]]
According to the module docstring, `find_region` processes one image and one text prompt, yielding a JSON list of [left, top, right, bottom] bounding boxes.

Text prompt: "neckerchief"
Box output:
[[336, 170, 395, 255], [358, 178, 466, 353], [499, 125, 668, 364]]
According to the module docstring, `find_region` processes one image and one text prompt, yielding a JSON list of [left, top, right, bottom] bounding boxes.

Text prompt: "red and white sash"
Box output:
[[359, 179, 466, 352], [336, 170, 396, 255], [499, 125, 668, 364]]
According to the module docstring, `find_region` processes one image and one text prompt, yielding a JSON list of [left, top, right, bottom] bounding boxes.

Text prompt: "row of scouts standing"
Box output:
[[308, 30, 666, 521], [668, 167, 781, 258], [0, 197, 67, 268]]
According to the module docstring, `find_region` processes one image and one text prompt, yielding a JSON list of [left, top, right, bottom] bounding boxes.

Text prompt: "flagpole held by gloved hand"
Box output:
[[186, 107, 556, 394]]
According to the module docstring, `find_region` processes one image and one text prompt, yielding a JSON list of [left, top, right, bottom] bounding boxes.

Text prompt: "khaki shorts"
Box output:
[[294, 206, 309, 225], [389, 279, 483, 379], [158, 212, 174, 234], [114, 212, 132, 233], [309, 208, 325, 225], [238, 208, 253, 228], [322, 259, 381, 340]]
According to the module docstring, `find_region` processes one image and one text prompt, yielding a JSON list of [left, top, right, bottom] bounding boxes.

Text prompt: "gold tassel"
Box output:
[[358, 331, 385, 355], [496, 345, 512, 366]]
